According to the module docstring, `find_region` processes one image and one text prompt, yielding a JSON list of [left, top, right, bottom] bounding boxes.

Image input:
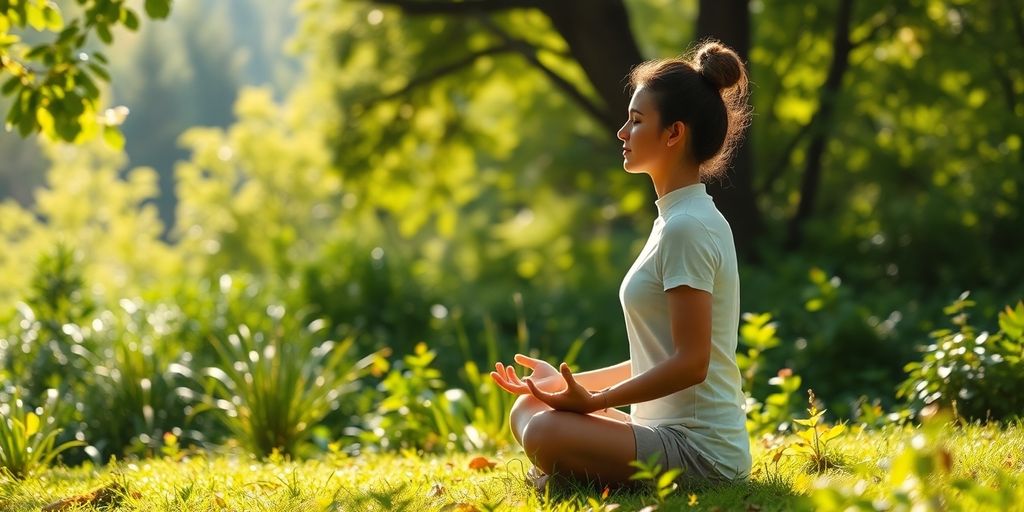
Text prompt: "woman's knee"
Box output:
[[521, 411, 564, 470]]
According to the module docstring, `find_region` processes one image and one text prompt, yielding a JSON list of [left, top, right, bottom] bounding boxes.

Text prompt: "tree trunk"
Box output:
[[540, 1, 643, 131], [696, 0, 761, 259], [784, 0, 855, 250]]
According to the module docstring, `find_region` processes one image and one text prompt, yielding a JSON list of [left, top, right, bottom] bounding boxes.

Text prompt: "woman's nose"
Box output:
[[617, 123, 628, 141]]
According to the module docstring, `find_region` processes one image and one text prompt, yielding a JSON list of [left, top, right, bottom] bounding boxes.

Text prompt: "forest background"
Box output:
[[0, 0, 1022, 463]]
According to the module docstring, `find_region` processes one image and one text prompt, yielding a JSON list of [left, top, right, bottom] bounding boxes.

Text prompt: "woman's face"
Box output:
[[616, 86, 669, 174]]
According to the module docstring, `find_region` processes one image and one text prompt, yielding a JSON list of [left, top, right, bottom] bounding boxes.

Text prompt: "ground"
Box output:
[[2, 423, 1023, 511]]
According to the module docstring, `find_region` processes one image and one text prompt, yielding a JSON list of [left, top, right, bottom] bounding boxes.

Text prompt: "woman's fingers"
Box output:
[[525, 378, 550, 401], [491, 371, 523, 394], [514, 353, 538, 368], [559, 362, 579, 386], [505, 365, 523, 385]]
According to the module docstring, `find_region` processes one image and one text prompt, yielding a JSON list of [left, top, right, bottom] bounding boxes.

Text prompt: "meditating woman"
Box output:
[[490, 39, 753, 488]]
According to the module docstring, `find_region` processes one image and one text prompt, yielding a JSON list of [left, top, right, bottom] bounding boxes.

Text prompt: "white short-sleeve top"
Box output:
[[619, 183, 751, 480]]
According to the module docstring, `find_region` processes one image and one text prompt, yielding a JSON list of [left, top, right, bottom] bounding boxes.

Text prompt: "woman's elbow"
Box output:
[[690, 355, 710, 385], [692, 364, 709, 385]]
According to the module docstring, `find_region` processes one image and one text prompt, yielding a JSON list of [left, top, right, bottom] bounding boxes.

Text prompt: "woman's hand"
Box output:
[[525, 362, 603, 415], [490, 354, 564, 395]]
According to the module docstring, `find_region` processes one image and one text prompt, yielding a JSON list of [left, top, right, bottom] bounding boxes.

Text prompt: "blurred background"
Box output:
[[0, 0, 1022, 460]]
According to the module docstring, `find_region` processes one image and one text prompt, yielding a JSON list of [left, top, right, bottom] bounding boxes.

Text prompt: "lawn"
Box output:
[[3, 422, 1022, 511]]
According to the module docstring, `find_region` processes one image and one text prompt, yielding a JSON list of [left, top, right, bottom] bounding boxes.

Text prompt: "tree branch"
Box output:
[[478, 16, 609, 125], [371, 0, 541, 15], [758, 119, 814, 196], [785, 0, 856, 250], [373, 44, 517, 103], [1000, 0, 1024, 49]]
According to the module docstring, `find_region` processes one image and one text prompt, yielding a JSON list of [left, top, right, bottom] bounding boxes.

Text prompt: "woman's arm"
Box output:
[[599, 285, 712, 409], [573, 360, 631, 391]]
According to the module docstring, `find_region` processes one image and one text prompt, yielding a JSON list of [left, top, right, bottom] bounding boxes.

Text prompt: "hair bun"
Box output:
[[695, 42, 744, 90]]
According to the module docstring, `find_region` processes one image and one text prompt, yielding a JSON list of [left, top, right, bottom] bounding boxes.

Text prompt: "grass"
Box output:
[[2, 423, 1023, 511]]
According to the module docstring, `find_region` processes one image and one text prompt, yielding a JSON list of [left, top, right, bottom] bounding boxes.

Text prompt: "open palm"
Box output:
[[490, 354, 565, 395]]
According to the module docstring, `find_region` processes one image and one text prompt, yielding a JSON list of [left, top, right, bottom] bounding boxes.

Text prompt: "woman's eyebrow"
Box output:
[[630, 108, 644, 116]]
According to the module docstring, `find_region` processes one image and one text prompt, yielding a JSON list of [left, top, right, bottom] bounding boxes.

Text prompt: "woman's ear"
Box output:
[[665, 121, 686, 148]]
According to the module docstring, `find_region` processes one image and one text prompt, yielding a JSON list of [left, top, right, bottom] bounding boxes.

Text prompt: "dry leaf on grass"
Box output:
[[427, 482, 446, 497], [467, 456, 496, 471], [42, 482, 141, 512]]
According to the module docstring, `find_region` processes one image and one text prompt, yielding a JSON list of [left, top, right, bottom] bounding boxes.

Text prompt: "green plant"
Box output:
[[737, 312, 803, 436], [737, 312, 781, 391], [73, 299, 191, 459], [746, 368, 803, 436], [789, 390, 847, 474], [898, 293, 1024, 420], [361, 341, 457, 452], [179, 312, 380, 457], [628, 453, 682, 503], [0, 388, 84, 479], [4, 245, 97, 404]]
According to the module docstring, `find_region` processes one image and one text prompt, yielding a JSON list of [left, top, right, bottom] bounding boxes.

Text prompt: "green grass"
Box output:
[[2, 423, 1023, 511]]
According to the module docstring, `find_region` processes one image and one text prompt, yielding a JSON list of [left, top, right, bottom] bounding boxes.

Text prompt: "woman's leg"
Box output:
[[510, 394, 638, 485]]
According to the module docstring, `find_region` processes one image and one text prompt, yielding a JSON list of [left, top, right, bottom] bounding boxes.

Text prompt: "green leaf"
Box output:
[[56, 24, 79, 45], [122, 8, 140, 31], [2, 76, 21, 96], [43, 5, 63, 31], [88, 63, 110, 82], [26, 3, 46, 30], [793, 417, 816, 427], [820, 423, 846, 443], [96, 23, 113, 44], [24, 413, 40, 438], [144, 0, 172, 19], [102, 124, 124, 149]]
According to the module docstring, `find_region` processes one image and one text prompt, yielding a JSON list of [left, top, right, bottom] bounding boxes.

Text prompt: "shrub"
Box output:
[[177, 311, 381, 457], [0, 388, 84, 479], [898, 293, 1024, 420], [73, 300, 193, 459]]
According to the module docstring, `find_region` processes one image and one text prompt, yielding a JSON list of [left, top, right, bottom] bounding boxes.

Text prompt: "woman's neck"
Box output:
[[650, 161, 701, 198]]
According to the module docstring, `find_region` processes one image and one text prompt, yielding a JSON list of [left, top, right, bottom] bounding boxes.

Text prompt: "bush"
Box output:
[[73, 299, 193, 459], [177, 310, 381, 457], [898, 293, 1024, 420]]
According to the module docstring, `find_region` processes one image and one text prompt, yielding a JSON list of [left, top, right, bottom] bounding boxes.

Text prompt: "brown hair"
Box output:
[[626, 39, 751, 179]]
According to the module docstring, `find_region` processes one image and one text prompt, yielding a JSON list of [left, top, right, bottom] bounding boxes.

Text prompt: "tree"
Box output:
[[349, 0, 763, 255], [0, 0, 172, 143]]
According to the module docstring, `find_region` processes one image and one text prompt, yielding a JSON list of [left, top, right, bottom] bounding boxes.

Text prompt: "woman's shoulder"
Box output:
[[662, 209, 717, 238]]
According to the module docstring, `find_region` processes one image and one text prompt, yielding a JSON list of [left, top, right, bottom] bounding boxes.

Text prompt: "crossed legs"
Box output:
[[510, 394, 639, 486]]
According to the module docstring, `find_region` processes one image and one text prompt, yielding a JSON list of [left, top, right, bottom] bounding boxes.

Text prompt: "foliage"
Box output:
[[788, 390, 847, 474], [2, 244, 96, 404], [807, 408, 1020, 511], [627, 453, 682, 503], [360, 341, 514, 453], [177, 311, 380, 458], [0, 0, 171, 142], [0, 388, 84, 480], [71, 299, 191, 459], [898, 293, 1024, 421], [737, 312, 803, 436]]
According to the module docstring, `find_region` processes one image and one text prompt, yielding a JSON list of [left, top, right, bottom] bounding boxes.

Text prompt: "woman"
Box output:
[[490, 40, 752, 488]]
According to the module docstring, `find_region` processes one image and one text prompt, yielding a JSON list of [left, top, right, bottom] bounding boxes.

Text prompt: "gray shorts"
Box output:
[[631, 423, 729, 485]]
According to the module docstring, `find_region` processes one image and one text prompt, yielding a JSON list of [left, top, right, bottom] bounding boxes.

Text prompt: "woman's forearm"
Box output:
[[574, 360, 631, 391], [599, 354, 707, 410]]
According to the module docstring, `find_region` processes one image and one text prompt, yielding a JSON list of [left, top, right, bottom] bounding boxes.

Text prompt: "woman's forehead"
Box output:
[[629, 86, 656, 112]]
